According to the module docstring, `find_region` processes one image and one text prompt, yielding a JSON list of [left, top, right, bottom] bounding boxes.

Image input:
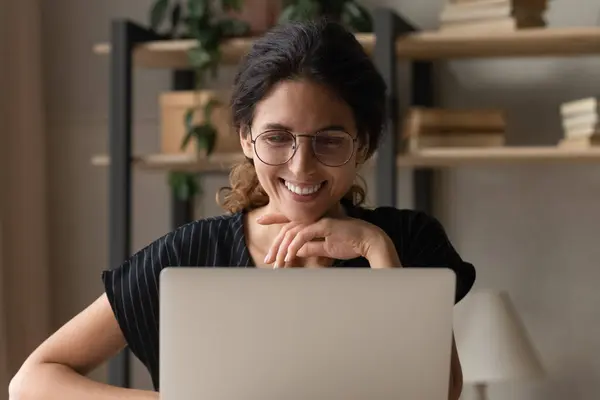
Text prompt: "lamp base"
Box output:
[[475, 383, 488, 400]]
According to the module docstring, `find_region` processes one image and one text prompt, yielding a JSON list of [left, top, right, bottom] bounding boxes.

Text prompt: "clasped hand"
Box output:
[[256, 213, 395, 268]]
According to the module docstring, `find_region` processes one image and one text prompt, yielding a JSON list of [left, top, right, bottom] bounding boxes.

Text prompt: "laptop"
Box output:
[[159, 267, 456, 400]]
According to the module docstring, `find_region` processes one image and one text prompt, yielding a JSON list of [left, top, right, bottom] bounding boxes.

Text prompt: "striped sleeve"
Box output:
[[101, 225, 191, 381], [401, 211, 476, 303]]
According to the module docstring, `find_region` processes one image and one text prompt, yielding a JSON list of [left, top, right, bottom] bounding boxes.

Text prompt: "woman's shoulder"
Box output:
[[171, 212, 244, 241], [167, 212, 244, 249], [349, 203, 476, 303], [348, 204, 437, 238], [349, 203, 461, 258], [126, 212, 247, 269], [103, 213, 247, 281]]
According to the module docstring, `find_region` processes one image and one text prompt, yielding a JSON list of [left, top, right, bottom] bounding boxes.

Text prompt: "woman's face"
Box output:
[[241, 79, 363, 223]]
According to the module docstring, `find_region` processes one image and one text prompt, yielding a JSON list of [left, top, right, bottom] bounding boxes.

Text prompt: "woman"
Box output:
[[9, 18, 474, 400]]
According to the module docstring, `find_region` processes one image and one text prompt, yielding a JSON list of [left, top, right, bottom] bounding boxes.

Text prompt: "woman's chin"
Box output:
[[278, 199, 341, 223], [278, 208, 321, 224]]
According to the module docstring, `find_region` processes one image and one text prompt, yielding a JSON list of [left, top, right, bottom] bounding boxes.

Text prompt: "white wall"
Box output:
[[42, 0, 600, 398]]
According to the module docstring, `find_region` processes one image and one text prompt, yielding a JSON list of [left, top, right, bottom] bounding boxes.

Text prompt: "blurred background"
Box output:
[[1, 0, 600, 399]]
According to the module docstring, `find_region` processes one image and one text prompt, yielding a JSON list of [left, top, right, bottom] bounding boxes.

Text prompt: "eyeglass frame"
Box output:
[[249, 128, 360, 167]]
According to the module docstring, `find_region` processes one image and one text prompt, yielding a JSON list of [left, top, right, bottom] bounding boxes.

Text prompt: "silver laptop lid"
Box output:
[[160, 267, 456, 400]]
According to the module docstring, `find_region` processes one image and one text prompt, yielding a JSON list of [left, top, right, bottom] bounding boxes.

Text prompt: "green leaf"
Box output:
[[181, 126, 195, 150], [203, 98, 221, 123], [188, 47, 213, 69], [168, 172, 200, 201], [150, 0, 170, 31], [294, 0, 321, 20], [193, 124, 218, 155], [192, 27, 220, 51], [168, 171, 184, 188], [187, 18, 203, 41], [178, 180, 191, 199], [184, 108, 194, 131], [187, 0, 206, 19], [218, 18, 250, 37], [222, 0, 243, 12], [278, 5, 298, 23], [341, 1, 373, 32], [170, 2, 182, 36]]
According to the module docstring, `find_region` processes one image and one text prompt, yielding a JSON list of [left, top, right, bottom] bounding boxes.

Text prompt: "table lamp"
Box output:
[[453, 289, 545, 400]]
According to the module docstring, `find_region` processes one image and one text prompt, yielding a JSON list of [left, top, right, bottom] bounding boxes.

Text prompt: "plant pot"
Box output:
[[228, 0, 282, 34], [160, 90, 241, 157]]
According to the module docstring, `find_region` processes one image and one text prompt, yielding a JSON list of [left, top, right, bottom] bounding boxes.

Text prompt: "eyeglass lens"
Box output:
[[254, 130, 355, 166]]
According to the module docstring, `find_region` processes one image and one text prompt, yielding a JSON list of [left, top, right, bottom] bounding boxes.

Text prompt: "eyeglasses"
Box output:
[[250, 129, 358, 167]]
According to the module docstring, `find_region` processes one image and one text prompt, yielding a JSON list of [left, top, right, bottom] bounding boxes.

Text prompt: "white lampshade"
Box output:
[[453, 289, 545, 385]]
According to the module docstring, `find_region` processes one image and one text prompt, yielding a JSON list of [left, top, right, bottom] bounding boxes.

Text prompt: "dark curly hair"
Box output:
[[218, 18, 387, 213]]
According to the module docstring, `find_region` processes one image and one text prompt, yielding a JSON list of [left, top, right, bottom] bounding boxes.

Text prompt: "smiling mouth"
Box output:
[[280, 179, 326, 196]]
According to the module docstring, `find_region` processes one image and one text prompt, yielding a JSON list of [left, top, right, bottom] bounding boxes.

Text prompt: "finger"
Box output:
[[275, 225, 305, 268], [265, 222, 301, 265], [295, 241, 328, 259], [285, 226, 325, 262], [285, 219, 332, 261], [256, 214, 290, 225]]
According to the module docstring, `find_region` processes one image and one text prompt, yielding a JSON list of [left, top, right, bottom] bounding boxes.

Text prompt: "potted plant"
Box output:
[[278, 0, 373, 32], [149, 0, 254, 201]]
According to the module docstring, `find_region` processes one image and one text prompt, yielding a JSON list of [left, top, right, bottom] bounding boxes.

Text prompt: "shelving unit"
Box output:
[[94, 26, 600, 66], [93, 146, 600, 170], [94, 9, 600, 389], [93, 33, 375, 67]]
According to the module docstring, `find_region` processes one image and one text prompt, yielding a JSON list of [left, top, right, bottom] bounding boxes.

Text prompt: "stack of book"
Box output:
[[558, 97, 600, 148], [402, 107, 506, 153], [438, 0, 548, 33]]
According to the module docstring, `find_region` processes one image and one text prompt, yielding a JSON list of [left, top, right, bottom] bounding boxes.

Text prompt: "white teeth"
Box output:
[[284, 181, 323, 196]]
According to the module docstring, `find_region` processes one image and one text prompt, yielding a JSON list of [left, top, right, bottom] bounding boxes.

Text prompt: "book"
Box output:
[[448, 0, 511, 6], [440, 4, 513, 22], [560, 97, 600, 118], [406, 133, 505, 152], [402, 107, 506, 152], [558, 135, 600, 148], [438, 0, 547, 32], [562, 113, 600, 135], [449, 0, 547, 7], [440, 15, 545, 32], [559, 97, 600, 142], [403, 107, 506, 135]]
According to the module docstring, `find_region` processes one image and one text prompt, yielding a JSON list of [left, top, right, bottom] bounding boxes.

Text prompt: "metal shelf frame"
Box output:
[[106, 8, 432, 388]]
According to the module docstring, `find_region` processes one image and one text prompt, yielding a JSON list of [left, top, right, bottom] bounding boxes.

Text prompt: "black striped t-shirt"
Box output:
[[102, 203, 476, 391]]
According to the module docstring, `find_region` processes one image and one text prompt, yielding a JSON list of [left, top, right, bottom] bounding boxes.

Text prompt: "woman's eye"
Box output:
[[317, 136, 344, 147], [264, 132, 292, 144]]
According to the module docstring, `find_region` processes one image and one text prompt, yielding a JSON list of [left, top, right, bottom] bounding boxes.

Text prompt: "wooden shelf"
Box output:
[[93, 33, 375, 69], [93, 27, 600, 68], [395, 146, 600, 166], [396, 26, 600, 59], [94, 37, 252, 68], [91, 153, 246, 172], [91, 147, 600, 172]]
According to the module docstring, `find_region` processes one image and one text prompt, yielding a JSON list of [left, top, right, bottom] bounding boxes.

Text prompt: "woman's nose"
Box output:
[[288, 136, 317, 174]]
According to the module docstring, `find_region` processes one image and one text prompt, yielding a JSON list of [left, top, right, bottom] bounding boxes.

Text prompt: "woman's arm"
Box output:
[[9, 294, 158, 400], [364, 230, 402, 268], [449, 335, 463, 400]]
